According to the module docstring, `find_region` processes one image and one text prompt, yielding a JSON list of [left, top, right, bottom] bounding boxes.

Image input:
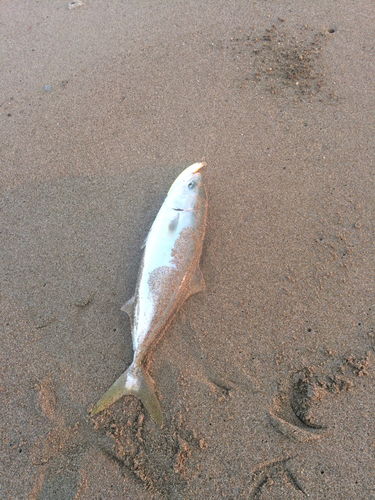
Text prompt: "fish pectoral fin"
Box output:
[[121, 296, 135, 317], [168, 212, 180, 234], [187, 266, 206, 297]]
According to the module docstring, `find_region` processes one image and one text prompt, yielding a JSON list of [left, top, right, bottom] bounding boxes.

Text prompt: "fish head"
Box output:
[[167, 162, 206, 211]]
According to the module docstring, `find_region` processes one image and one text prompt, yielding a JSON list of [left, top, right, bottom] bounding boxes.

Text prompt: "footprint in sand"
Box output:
[[249, 456, 307, 499], [91, 401, 207, 496], [269, 352, 371, 441]]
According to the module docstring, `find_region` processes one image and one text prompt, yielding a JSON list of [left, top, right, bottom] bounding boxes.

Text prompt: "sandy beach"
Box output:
[[1, 1, 374, 498]]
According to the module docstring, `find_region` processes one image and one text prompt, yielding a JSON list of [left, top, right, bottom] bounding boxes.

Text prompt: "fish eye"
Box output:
[[188, 181, 196, 189]]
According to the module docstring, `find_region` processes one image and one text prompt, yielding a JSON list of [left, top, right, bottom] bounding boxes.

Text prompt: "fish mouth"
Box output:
[[193, 161, 207, 173]]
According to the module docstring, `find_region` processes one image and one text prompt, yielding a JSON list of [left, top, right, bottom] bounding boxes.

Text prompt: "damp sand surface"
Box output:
[[1, 1, 375, 499]]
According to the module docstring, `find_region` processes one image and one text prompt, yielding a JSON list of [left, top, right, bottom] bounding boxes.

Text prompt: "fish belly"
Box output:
[[132, 204, 199, 354]]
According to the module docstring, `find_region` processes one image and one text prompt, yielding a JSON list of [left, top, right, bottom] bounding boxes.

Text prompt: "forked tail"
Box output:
[[91, 364, 162, 426]]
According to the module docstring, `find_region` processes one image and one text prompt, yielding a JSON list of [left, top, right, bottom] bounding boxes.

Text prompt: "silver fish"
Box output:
[[92, 162, 207, 425]]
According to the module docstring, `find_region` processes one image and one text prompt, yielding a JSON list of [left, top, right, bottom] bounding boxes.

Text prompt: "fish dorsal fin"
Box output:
[[187, 266, 206, 298], [121, 296, 135, 318]]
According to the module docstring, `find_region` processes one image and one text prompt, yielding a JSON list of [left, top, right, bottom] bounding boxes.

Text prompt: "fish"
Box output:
[[92, 162, 208, 425]]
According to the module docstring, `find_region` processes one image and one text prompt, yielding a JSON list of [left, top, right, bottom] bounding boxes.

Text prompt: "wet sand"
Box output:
[[1, 1, 374, 498]]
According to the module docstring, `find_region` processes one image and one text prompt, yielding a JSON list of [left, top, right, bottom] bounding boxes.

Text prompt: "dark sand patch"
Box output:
[[226, 22, 338, 102]]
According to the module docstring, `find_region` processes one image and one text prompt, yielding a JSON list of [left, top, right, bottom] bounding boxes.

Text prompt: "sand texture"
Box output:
[[1, 1, 374, 499]]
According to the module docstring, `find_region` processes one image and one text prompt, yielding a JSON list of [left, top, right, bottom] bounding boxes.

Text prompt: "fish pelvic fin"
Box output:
[[121, 296, 135, 319], [91, 364, 163, 426], [187, 266, 206, 297]]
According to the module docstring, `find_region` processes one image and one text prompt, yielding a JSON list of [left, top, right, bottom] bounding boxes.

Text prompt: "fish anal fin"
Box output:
[[121, 296, 135, 317], [187, 266, 206, 298]]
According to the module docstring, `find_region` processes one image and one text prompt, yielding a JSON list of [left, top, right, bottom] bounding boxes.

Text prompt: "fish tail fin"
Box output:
[[91, 364, 163, 426]]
